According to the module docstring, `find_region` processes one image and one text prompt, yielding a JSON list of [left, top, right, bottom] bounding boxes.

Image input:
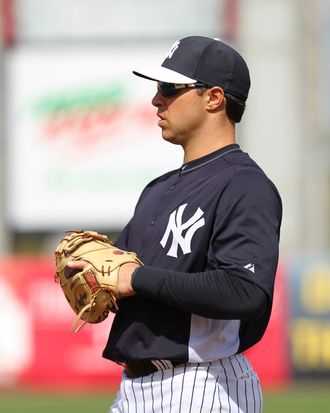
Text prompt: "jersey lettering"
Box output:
[[160, 204, 205, 258]]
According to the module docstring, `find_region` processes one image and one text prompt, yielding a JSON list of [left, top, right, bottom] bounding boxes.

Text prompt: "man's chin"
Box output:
[[161, 132, 179, 145]]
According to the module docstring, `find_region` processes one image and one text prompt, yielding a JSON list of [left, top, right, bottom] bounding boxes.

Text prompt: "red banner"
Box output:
[[0, 255, 122, 389], [0, 255, 290, 390]]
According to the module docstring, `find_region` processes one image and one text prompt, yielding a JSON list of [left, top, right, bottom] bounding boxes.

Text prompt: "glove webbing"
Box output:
[[71, 290, 118, 333]]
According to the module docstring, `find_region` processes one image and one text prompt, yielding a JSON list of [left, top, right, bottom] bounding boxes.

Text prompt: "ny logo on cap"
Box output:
[[166, 40, 180, 59]]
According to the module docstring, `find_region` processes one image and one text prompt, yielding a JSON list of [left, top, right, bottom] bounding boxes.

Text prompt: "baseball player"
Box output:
[[70, 36, 282, 413]]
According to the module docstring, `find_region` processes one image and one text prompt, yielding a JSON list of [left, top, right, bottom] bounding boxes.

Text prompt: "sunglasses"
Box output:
[[157, 82, 210, 97]]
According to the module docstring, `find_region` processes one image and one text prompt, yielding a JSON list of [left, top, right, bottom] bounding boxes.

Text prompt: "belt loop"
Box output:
[[151, 360, 174, 371]]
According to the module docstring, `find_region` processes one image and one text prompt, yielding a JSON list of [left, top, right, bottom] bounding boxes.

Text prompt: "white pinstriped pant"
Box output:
[[110, 354, 262, 413]]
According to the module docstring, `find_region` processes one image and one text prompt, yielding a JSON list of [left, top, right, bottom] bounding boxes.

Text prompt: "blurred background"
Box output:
[[0, 0, 330, 412]]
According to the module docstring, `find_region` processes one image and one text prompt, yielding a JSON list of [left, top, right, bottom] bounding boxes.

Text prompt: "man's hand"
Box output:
[[55, 230, 143, 332], [67, 260, 138, 297]]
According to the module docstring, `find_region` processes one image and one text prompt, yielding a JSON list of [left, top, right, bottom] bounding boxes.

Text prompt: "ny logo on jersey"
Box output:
[[160, 204, 205, 258]]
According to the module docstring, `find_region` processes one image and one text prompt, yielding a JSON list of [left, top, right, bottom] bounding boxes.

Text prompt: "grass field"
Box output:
[[0, 389, 114, 413], [263, 382, 330, 413], [1, 382, 330, 412]]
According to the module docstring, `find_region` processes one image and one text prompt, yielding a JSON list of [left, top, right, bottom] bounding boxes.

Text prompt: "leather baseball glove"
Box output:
[[54, 230, 142, 333]]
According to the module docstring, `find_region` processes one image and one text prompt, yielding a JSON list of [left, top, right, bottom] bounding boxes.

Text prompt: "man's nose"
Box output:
[[151, 90, 164, 107]]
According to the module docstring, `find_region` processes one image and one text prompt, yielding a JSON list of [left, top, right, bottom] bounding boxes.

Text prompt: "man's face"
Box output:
[[151, 84, 208, 147]]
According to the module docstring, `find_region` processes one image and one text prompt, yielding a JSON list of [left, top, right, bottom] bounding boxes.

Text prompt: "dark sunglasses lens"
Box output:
[[158, 83, 181, 97]]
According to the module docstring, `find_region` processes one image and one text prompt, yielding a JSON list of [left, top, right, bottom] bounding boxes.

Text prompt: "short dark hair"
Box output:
[[224, 93, 246, 123], [196, 88, 246, 123]]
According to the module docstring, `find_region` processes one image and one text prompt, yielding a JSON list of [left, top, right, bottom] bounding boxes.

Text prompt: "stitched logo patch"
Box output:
[[165, 40, 180, 59], [160, 204, 205, 258]]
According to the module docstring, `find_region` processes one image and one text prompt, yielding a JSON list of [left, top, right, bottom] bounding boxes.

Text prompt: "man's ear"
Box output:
[[206, 87, 225, 111]]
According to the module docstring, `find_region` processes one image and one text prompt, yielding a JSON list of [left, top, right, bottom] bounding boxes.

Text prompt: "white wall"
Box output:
[[239, 0, 305, 254]]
